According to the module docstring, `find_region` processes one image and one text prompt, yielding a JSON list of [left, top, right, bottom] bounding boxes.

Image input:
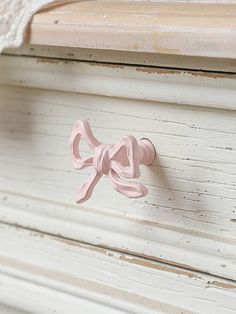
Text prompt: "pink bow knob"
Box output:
[[70, 120, 156, 203]]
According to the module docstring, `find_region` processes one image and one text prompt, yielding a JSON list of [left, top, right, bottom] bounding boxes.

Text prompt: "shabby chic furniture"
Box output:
[[0, 2, 236, 313]]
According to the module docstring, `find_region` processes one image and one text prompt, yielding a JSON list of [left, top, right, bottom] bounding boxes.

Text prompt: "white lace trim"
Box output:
[[0, 0, 59, 53]]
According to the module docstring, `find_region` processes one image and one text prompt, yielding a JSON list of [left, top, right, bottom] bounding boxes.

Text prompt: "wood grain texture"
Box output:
[[0, 223, 236, 314], [0, 55, 236, 280], [25, 1, 236, 58]]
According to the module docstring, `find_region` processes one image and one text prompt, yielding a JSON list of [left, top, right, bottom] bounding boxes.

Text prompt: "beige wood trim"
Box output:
[[26, 1, 236, 59]]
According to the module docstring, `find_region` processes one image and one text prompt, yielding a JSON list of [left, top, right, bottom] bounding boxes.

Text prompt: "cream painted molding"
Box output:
[[25, 1, 236, 59], [0, 55, 236, 110]]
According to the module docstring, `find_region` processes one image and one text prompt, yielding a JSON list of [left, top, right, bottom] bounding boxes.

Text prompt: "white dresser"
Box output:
[[0, 2, 236, 313]]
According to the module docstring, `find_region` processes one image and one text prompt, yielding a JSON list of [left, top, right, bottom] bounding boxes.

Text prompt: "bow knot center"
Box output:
[[93, 144, 111, 175]]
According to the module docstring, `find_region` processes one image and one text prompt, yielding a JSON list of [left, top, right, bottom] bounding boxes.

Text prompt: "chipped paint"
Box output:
[[22, 226, 203, 279], [36, 57, 60, 64], [52, 234, 201, 278], [136, 66, 236, 80], [208, 280, 236, 290], [119, 255, 200, 279], [89, 62, 124, 69]]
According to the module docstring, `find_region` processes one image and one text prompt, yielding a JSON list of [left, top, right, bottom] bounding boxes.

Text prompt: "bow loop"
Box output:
[[70, 120, 100, 169], [110, 170, 148, 199]]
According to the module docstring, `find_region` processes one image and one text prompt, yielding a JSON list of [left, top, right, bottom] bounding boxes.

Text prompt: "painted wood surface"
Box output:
[[0, 304, 27, 314], [0, 55, 236, 281], [0, 223, 236, 314], [25, 1, 236, 58]]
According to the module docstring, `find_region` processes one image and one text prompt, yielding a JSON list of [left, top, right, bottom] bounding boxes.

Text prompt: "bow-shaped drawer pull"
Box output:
[[70, 120, 156, 203]]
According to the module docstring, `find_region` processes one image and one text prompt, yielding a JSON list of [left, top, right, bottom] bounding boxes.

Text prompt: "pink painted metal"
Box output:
[[70, 120, 156, 203]]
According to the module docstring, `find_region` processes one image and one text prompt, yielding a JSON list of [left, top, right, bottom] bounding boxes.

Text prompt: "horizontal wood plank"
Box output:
[[0, 223, 236, 314], [25, 1, 236, 59]]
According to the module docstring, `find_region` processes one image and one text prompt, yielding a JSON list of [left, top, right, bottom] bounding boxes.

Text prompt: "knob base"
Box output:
[[138, 138, 156, 166]]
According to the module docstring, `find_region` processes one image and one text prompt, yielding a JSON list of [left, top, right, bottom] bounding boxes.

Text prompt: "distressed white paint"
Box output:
[[0, 305, 28, 314], [0, 305, 25, 314], [0, 55, 236, 281], [0, 223, 236, 314]]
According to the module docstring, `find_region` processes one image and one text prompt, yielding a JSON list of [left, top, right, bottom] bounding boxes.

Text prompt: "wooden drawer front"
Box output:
[[0, 55, 236, 280]]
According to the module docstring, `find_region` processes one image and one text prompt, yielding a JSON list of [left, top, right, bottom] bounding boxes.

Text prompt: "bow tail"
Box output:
[[109, 170, 148, 198], [76, 170, 102, 203]]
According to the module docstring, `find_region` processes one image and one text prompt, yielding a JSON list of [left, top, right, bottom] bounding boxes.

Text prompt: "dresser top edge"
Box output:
[[20, 1, 236, 60]]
